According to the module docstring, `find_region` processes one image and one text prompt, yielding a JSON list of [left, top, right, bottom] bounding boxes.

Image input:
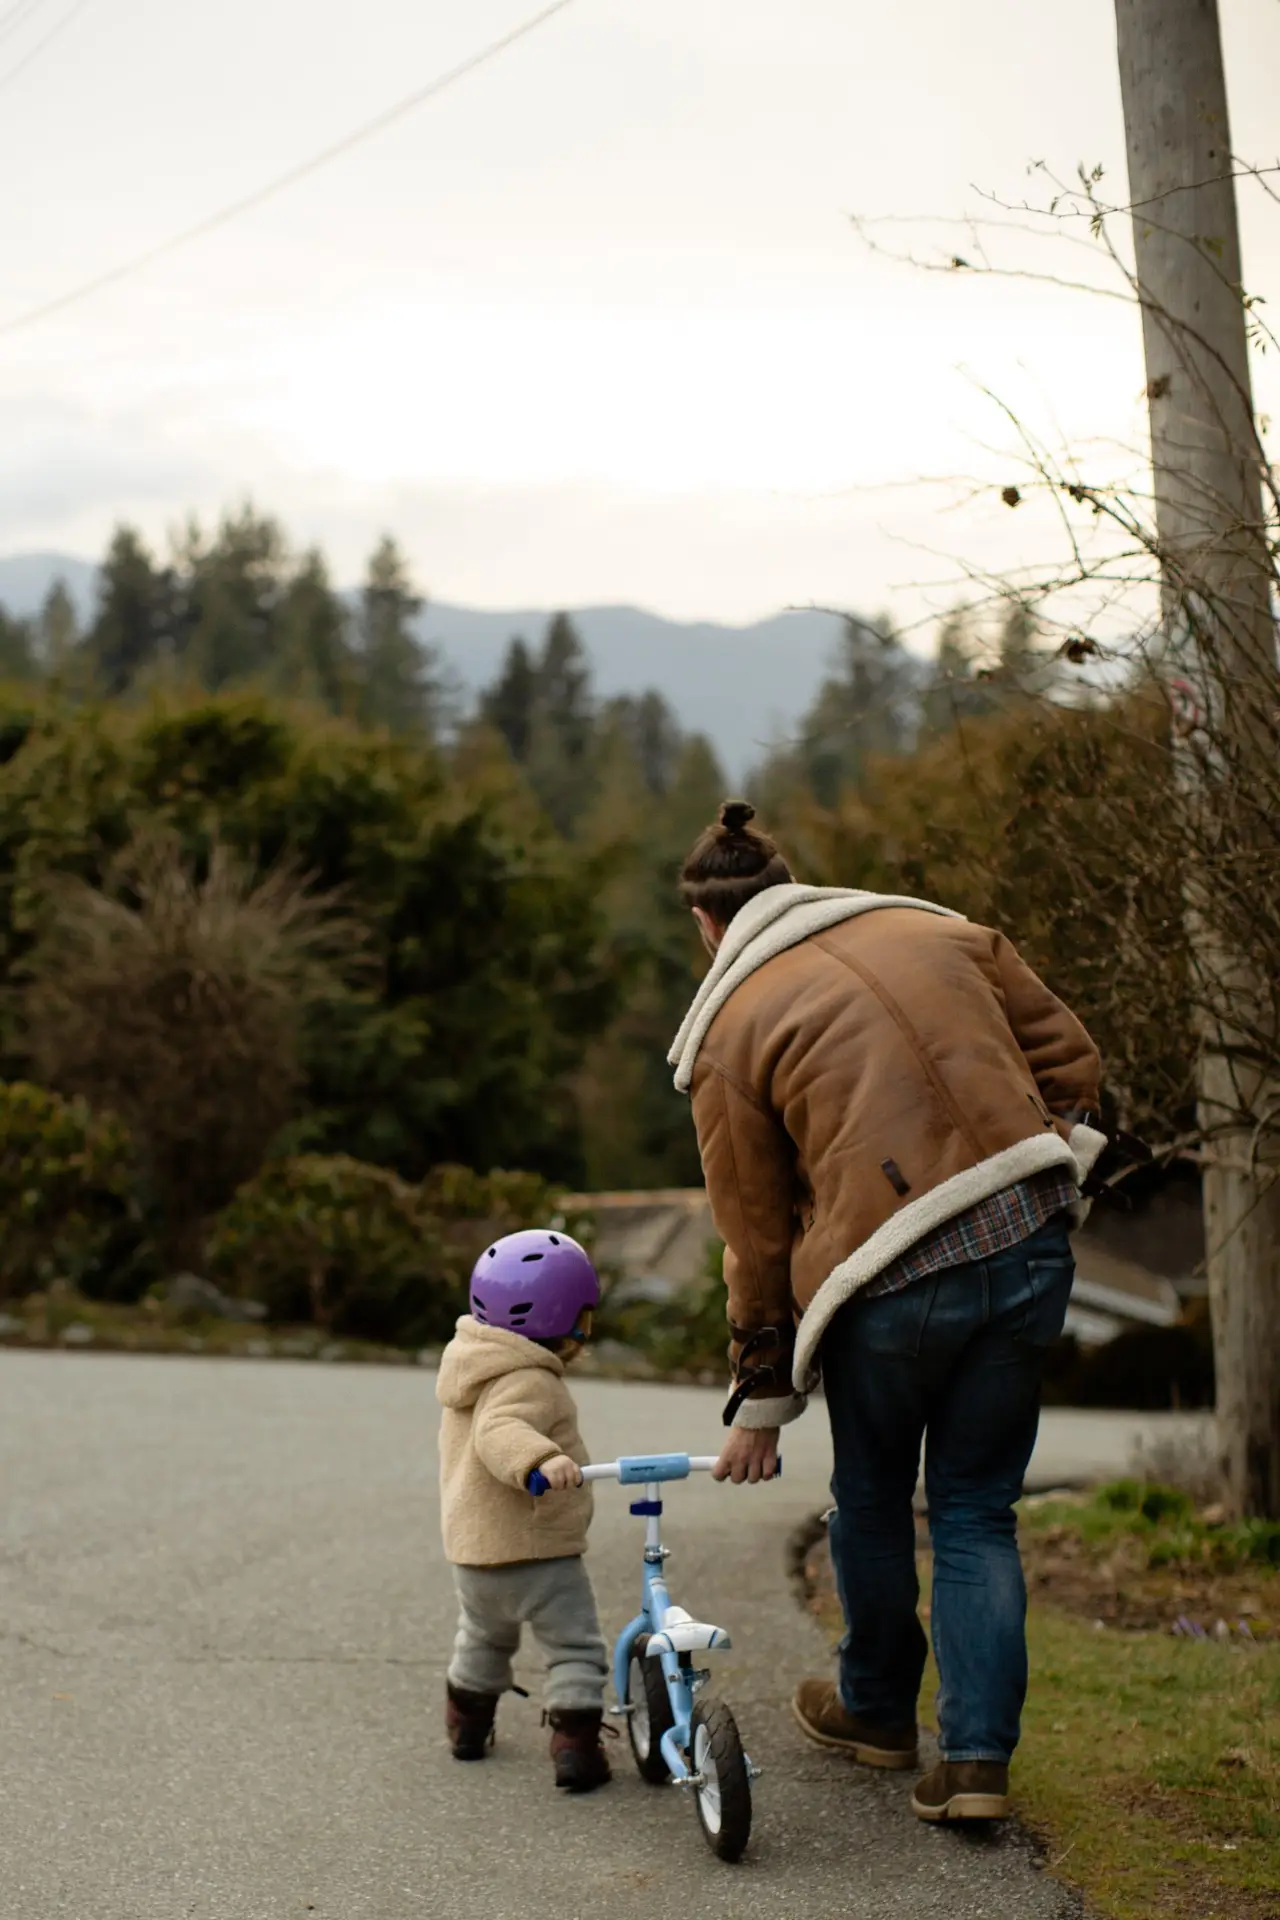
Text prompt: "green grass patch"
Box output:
[[1013, 1608, 1279, 1918], [808, 1541, 1280, 1918], [1024, 1480, 1280, 1579]]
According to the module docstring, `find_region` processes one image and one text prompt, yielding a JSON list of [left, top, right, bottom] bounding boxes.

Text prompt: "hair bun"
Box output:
[[718, 799, 756, 835]]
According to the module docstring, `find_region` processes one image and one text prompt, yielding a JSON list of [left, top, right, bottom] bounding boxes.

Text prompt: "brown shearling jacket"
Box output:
[[686, 904, 1103, 1424]]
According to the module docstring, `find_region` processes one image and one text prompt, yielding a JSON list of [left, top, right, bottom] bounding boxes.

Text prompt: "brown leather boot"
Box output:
[[446, 1682, 498, 1761], [546, 1708, 613, 1792], [791, 1678, 918, 1768], [912, 1760, 1010, 1822]]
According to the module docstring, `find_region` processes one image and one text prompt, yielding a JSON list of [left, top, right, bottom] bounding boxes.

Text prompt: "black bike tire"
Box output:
[[625, 1633, 675, 1784], [690, 1697, 753, 1863]]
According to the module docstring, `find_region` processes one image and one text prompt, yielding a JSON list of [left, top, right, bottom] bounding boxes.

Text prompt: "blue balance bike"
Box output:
[[530, 1450, 778, 1861]]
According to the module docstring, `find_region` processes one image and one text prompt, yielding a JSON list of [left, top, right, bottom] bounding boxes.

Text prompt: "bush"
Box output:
[[1037, 1481, 1280, 1576], [207, 1155, 565, 1346], [0, 691, 618, 1189], [1095, 1480, 1194, 1525], [0, 1081, 136, 1299], [21, 829, 361, 1272]]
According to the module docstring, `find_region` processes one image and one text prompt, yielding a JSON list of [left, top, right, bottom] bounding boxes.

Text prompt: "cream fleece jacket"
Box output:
[[436, 1316, 592, 1567]]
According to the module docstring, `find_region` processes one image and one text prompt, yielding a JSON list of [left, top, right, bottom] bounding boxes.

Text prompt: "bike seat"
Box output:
[[645, 1605, 732, 1655]]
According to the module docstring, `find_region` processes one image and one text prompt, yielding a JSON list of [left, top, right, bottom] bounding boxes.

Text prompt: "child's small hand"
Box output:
[[537, 1454, 583, 1491]]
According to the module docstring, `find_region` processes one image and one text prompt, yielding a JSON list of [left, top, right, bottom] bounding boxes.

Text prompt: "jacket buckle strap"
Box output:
[[722, 1365, 780, 1427], [730, 1324, 791, 1370]]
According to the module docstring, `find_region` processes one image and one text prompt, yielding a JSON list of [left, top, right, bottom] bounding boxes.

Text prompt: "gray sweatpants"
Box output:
[[448, 1556, 608, 1711]]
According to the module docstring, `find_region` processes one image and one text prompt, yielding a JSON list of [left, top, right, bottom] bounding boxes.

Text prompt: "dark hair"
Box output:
[[679, 800, 793, 926]]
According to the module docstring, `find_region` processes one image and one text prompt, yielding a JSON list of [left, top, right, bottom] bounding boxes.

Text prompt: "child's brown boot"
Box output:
[[446, 1682, 498, 1761], [546, 1708, 613, 1792]]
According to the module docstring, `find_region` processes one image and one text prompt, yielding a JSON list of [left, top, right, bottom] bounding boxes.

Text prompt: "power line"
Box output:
[[0, 0, 92, 94], [0, 0, 578, 338], [0, 0, 50, 49]]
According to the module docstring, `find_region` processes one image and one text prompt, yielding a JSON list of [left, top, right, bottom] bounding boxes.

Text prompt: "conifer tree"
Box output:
[[480, 637, 538, 761], [355, 536, 440, 735], [85, 526, 176, 695]]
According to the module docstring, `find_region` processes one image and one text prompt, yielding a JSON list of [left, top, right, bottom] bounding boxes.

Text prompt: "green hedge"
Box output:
[[206, 1154, 566, 1346], [0, 1081, 137, 1299]]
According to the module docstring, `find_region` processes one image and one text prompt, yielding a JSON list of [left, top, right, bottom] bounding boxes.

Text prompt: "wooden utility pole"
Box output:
[[1114, 0, 1280, 1516]]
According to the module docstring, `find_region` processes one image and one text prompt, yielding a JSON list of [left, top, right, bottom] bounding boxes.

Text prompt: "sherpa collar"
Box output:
[[667, 883, 962, 1093]]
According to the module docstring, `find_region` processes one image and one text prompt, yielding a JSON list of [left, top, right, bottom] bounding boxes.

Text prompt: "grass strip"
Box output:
[[809, 1547, 1279, 1918], [1014, 1605, 1279, 1919]]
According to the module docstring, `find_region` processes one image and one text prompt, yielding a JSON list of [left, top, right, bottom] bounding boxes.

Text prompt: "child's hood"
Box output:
[[436, 1314, 566, 1411]]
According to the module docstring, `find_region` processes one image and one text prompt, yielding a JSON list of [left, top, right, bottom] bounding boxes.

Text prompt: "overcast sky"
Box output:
[[3, 0, 1278, 628]]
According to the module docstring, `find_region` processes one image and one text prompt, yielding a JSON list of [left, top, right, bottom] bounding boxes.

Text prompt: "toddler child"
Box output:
[[436, 1227, 612, 1792]]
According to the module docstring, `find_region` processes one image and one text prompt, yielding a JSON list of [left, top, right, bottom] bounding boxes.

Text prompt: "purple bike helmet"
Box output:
[[469, 1228, 600, 1341]]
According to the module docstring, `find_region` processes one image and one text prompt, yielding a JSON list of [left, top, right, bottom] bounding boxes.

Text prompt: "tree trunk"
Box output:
[[1115, 0, 1280, 1516]]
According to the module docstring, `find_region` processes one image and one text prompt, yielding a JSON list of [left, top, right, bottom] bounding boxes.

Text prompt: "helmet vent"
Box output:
[[510, 1302, 534, 1315], [549, 1234, 560, 1244], [473, 1295, 487, 1311], [521, 1252, 544, 1263]]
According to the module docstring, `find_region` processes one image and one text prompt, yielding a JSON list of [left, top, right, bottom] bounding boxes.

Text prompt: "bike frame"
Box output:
[[613, 1474, 709, 1780], [580, 1453, 723, 1783], [528, 1449, 778, 1786]]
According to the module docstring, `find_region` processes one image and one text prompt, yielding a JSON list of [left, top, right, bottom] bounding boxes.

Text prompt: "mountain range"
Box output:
[[0, 553, 847, 779]]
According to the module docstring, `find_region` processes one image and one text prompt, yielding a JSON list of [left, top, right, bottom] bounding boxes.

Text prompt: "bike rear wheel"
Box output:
[[625, 1634, 675, 1784], [690, 1698, 752, 1862]]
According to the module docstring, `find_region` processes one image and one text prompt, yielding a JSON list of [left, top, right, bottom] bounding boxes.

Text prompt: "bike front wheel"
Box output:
[[690, 1697, 752, 1862], [625, 1634, 675, 1784]]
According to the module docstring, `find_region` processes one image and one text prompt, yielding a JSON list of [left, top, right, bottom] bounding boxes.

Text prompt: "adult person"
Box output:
[[672, 800, 1106, 1824]]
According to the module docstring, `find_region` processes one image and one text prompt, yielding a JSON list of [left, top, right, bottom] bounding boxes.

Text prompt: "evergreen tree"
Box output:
[[757, 615, 920, 810], [179, 508, 290, 691], [480, 637, 538, 761], [85, 526, 177, 695], [573, 725, 729, 1189], [355, 536, 439, 735], [805, 617, 919, 805], [36, 580, 79, 676], [0, 605, 37, 682], [477, 615, 598, 829], [536, 614, 593, 761], [274, 550, 355, 713], [660, 732, 728, 845], [604, 690, 682, 796], [524, 614, 596, 834]]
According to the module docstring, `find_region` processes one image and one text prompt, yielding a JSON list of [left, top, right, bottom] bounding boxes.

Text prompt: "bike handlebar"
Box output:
[[527, 1449, 781, 1496]]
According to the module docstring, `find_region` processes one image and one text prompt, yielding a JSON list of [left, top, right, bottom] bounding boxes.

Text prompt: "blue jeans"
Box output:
[[820, 1216, 1074, 1763]]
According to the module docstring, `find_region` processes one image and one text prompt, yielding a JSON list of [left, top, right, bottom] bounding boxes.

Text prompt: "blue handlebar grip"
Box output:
[[775, 1453, 782, 1478], [528, 1468, 550, 1496]]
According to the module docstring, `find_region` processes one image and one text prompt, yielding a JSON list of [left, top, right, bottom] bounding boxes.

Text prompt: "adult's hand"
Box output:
[[712, 1425, 780, 1484]]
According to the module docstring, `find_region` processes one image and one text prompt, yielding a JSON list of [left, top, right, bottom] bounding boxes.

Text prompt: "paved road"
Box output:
[[0, 1352, 1202, 1919]]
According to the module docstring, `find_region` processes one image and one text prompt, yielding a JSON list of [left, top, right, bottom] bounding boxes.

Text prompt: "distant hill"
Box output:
[[418, 601, 843, 776], [0, 553, 846, 778], [0, 553, 99, 624]]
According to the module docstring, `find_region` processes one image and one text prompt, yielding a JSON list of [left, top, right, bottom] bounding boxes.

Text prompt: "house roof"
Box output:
[[561, 1187, 1184, 1346]]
